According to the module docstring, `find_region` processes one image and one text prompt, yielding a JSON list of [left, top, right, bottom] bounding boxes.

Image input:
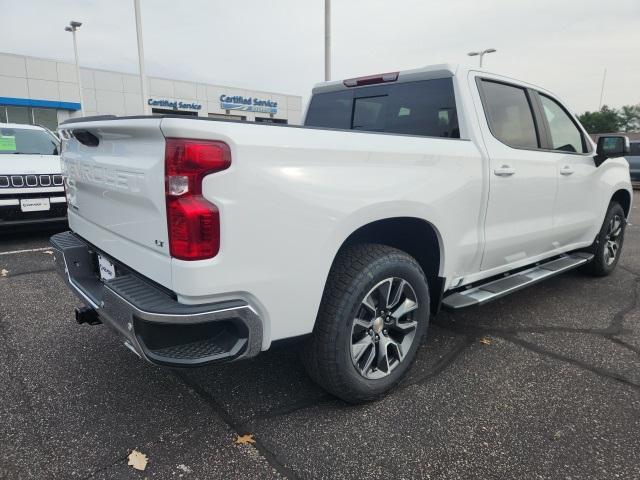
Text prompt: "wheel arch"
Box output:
[[611, 189, 632, 218], [328, 217, 445, 315]]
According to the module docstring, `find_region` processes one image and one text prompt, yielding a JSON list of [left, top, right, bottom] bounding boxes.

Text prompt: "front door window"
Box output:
[[539, 95, 587, 153]]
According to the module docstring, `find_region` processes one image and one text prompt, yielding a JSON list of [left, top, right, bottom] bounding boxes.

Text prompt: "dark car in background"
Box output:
[[628, 141, 640, 184]]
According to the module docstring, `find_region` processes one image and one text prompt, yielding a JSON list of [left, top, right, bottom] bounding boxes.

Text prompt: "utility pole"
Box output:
[[598, 68, 607, 110], [134, 0, 150, 114], [325, 0, 331, 81], [65, 21, 84, 116]]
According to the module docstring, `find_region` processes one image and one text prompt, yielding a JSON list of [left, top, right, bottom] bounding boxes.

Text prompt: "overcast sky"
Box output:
[[1, 0, 638, 113]]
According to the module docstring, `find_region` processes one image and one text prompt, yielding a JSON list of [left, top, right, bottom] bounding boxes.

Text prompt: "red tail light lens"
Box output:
[[165, 138, 231, 260]]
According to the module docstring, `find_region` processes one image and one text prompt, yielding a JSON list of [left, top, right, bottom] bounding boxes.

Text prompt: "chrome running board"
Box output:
[[442, 252, 593, 310]]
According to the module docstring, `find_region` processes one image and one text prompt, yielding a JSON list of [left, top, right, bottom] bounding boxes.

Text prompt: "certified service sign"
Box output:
[[148, 98, 202, 111], [220, 95, 278, 114]]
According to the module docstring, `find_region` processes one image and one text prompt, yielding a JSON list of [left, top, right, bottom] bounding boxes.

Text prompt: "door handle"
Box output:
[[560, 165, 574, 176], [494, 165, 515, 177]]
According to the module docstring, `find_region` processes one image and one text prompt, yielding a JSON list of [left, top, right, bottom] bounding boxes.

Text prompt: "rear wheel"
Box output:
[[587, 202, 626, 276], [303, 244, 430, 403]]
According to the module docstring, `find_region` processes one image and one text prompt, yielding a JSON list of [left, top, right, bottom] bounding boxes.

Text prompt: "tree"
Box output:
[[578, 106, 622, 134], [578, 104, 640, 134], [619, 105, 640, 132]]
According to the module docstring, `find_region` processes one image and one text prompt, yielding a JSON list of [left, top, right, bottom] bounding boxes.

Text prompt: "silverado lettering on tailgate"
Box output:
[[62, 157, 146, 194]]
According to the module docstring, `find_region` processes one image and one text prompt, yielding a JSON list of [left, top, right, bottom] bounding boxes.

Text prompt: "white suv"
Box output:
[[0, 123, 66, 228]]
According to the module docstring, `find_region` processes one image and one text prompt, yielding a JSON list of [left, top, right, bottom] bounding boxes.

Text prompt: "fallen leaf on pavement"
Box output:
[[1, 269, 8, 277], [127, 449, 148, 471], [234, 433, 256, 445], [479, 336, 492, 345]]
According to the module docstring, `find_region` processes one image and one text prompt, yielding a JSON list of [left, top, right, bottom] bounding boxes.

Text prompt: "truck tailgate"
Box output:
[[61, 118, 172, 288]]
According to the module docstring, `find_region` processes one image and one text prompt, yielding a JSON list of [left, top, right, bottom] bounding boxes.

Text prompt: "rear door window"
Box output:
[[305, 78, 459, 138], [479, 80, 539, 149], [629, 142, 640, 156]]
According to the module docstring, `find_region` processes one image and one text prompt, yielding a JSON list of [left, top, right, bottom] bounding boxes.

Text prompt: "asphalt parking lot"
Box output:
[[1, 196, 640, 480]]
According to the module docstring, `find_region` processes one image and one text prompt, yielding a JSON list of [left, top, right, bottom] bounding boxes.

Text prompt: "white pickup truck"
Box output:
[[52, 64, 632, 403]]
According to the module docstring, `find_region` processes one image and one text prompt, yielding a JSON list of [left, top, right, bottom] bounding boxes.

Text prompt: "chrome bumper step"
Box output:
[[442, 252, 594, 310]]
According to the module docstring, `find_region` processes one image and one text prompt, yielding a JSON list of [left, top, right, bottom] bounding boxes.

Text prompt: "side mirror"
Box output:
[[595, 135, 630, 166]]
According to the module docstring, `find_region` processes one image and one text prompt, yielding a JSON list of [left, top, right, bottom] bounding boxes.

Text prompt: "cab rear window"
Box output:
[[305, 78, 460, 138]]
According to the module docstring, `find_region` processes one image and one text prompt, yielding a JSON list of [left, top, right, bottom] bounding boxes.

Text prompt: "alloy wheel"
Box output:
[[350, 277, 419, 379], [604, 214, 624, 266]]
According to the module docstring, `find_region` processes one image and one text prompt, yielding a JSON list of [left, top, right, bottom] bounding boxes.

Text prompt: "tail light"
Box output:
[[165, 138, 231, 260]]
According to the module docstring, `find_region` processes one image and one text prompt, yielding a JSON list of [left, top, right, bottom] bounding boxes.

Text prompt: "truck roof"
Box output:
[[312, 63, 459, 94], [311, 63, 552, 99]]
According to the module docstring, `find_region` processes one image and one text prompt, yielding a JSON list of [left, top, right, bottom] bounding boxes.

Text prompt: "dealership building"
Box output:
[[0, 51, 304, 130]]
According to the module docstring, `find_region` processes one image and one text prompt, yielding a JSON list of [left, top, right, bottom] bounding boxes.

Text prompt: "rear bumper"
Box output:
[[0, 194, 67, 227], [50, 231, 263, 366]]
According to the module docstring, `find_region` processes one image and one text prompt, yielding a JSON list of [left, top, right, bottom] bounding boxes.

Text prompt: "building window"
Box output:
[[208, 113, 246, 121], [1, 106, 60, 131], [151, 108, 197, 116], [255, 117, 287, 124], [32, 108, 59, 131], [6, 106, 31, 125]]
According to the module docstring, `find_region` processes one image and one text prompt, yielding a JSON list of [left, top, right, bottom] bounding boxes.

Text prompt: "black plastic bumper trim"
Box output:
[[0, 216, 67, 227], [50, 231, 264, 366]]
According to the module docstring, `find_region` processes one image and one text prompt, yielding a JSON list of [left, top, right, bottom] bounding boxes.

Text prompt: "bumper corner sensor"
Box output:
[[74, 306, 102, 325]]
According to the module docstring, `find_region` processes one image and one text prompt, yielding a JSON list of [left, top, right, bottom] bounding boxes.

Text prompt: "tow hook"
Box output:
[[74, 306, 102, 325]]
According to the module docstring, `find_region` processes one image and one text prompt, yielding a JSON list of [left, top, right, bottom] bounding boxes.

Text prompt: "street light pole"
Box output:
[[134, 0, 149, 114], [467, 48, 497, 68], [325, 0, 331, 81], [65, 21, 84, 116]]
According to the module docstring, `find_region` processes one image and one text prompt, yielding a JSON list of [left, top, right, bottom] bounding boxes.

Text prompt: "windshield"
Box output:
[[0, 127, 60, 155]]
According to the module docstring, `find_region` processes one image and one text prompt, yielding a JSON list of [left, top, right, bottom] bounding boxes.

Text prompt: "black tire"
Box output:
[[586, 202, 626, 276], [303, 244, 430, 403]]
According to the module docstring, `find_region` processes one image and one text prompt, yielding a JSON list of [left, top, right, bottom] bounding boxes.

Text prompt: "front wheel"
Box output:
[[303, 244, 430, 403], [586, 202, 627, 276]]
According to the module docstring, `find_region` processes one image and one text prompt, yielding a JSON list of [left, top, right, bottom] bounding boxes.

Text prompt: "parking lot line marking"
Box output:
[[0, 247, 52, 256]]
